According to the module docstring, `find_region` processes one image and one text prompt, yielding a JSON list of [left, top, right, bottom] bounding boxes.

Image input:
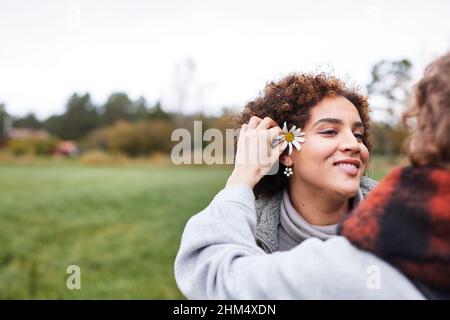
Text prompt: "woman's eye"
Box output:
[[320, 130, 337, 135], [354, 133, 364, 140], [320, 130, 364, 141]]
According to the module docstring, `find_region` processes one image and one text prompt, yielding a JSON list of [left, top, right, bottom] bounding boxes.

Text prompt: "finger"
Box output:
[[237, 124, 248, 142], [248, 116, 262, 129], [271, 139, 287, 160], [268, 126, 284, 149], [257, 117, 278, 130], [268, 126, 283, 140]]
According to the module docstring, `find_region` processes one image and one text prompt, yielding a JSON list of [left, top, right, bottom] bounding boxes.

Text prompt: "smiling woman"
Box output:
[[227, 74, 375, 236], [235, 73, 372, 200], [174, 73, 424, 299]]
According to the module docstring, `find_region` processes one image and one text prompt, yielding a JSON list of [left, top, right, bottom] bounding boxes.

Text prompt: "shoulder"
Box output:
[[289, 237, 424, 299]]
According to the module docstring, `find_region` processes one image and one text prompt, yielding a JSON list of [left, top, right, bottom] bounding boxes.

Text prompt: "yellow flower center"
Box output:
[[285, 133, 294, 142]]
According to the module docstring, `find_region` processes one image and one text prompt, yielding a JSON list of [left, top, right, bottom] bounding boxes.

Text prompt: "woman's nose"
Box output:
[[339, 131, 361, 153]]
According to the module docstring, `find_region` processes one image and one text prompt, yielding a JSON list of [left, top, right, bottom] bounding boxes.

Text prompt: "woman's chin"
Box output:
[[333, 183, 359, 199]]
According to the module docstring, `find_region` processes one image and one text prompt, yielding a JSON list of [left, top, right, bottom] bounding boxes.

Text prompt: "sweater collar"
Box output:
[[279, 188, 363, 249]]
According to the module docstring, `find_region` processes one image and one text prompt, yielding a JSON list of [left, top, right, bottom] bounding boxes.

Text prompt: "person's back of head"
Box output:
[[403, 51, 450, 169], [340, 52, 450, 299]]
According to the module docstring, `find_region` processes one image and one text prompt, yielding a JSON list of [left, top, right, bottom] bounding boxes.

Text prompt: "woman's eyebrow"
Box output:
[[312, 118, 343, 127], [312, 118, 364, 128]]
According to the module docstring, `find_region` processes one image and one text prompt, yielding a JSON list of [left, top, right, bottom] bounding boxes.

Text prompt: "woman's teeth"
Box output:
[[335, 163, 359, 176], [336, 163, 358, 169]]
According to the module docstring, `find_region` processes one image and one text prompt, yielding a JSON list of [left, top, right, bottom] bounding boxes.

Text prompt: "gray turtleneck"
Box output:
[[278, 188, 363, 251]]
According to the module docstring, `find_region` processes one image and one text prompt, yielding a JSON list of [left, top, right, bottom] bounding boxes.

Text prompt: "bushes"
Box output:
[[81, 120, 176, 157], [6, 137, 59, 156]]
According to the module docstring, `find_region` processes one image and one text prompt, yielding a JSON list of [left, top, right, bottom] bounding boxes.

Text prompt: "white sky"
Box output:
[[0, 0, 449, 119]]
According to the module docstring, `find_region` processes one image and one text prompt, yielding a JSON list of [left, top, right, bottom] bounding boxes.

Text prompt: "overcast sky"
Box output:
[[1, 0, 449, 119]]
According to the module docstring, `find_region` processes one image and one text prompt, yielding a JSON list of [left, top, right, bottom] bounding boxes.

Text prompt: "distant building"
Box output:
[[6, 127, 79, 157], [8, 128, 50, 140]]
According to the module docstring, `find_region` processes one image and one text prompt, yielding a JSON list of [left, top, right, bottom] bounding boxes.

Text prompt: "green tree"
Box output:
[[149, 101, 172, 121], [59, 93, 99, 140], [0, 103, 10, 146], [367, 59, 413, 156], [13, 112, 42, 129], [102, 92, 133, 125], [130, 96, 151, 121], [43, 114, 64, 137]]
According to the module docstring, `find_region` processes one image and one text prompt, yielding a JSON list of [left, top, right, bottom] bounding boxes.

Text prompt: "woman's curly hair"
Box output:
[[234, 73, 372, 198], [403, 52, 450, 168]]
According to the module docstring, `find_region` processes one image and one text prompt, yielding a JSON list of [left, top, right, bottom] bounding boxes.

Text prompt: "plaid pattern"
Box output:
[[338, 166, 450, 290]]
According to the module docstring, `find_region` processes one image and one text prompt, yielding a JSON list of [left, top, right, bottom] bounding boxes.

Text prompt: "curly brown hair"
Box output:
[[234, 73, 372, 198], [403, 52, 450, 168]]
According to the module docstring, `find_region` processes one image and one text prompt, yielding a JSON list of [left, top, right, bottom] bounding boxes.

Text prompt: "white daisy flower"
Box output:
[[272, 121, 306, 155]]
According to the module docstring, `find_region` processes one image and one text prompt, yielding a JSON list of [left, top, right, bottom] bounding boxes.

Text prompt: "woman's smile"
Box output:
[[333, 158, 362, 177]]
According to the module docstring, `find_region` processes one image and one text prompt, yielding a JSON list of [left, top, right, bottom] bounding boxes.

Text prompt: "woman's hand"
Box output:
[[226, 116, 285, 189]]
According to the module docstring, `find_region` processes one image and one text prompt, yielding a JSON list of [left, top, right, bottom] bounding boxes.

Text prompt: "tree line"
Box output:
[[0, 93, 234, 156], [5, 93, 172, 140], [0, 58, 414, 157]]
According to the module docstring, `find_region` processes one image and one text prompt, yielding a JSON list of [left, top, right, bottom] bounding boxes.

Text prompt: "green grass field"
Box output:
[[0, 157, 403, 299], [0, 162, 231, 299]]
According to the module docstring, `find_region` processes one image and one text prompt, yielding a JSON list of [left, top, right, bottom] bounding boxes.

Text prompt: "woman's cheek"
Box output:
[[361, 145, 370, 163], [360, 145, 370, 174]]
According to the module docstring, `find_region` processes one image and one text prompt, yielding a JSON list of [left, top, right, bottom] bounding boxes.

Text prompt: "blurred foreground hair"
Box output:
[[403, 52, 450, 168]]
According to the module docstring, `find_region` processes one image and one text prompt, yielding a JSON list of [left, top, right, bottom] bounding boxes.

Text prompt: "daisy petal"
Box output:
[[294, 128, 302, 135], [280, 141, 288, 151], [292, 139, 301, 151], [295, 137, 306, 143], [288, 142, 293, 155], [283, 122, 288, 133], [289, 125, 297, 133]]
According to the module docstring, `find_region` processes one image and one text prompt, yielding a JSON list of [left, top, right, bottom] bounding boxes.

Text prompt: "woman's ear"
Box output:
[[279, 154, 293, 167]]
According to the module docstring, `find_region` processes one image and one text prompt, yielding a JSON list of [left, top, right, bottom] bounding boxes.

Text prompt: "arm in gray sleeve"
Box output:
[[174, 185, 424, 300]]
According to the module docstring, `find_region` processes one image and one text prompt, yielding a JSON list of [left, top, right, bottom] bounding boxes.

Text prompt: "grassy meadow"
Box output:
[[0, 156, 404, 299]]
